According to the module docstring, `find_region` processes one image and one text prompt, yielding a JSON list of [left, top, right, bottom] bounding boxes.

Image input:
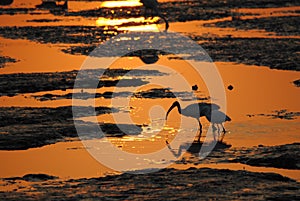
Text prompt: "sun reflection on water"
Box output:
[[100, 0, 142, 8], [96, 16, 160, 32], [118, 24, 160, 32]]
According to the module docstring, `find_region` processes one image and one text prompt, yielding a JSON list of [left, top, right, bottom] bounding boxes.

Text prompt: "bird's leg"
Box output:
[[217, 124, 221, 141], [222, 123, 226, 134], [212, 123, 217, 141], [196, 119, 202, 142], [219, 124, 226, 142], [213, 132, 216, 141], [212, 123, 217, 132]]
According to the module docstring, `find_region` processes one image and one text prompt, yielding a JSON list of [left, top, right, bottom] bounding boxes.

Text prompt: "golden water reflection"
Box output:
[[1, 140, 299, 181], [100, 0, 141, 8], [0, 141, 116, 179], [96, 16, 159, 27], [0, 1, 299, 182]]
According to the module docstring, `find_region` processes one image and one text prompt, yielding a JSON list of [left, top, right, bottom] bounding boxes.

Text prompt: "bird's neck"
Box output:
[[176, 103, 181, 114]]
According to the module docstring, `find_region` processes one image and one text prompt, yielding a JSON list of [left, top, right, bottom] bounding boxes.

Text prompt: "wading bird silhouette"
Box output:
[[165, 101, 222, 142], [140, 0, 169, 31]]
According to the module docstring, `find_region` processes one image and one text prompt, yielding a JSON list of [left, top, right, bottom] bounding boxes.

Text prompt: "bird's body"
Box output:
[[165, 101, 230, 142], [167, 102, 221, 118], [139, 0, 169, 31], [204, 110, 231, 124], [140, 0, 158, 10]]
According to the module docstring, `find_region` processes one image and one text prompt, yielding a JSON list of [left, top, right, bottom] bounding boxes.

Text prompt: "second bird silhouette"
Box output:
[[140, 0, 169, 31], [165, 101, 231, 142]]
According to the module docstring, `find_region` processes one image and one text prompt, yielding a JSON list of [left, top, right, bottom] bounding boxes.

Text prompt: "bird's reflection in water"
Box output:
[[140, 0, 169, 31], [125, 49, 164, 65], [166, 101, 231, 142], [139, 49, 160, 64], [166, 140, 231, 159]]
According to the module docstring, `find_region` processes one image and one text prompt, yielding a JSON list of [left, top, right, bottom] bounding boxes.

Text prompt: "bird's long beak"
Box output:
[[165, 101, 180, 120]]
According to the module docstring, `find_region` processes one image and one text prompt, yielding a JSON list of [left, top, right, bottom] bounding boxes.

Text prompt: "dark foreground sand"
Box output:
[[1, 143, 300, 200], [1, 167, 299, 200]]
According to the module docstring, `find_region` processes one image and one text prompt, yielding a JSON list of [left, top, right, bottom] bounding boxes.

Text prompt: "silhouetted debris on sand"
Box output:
[[294, 79, 300, 87], [26, 18, 62, 23], [33, 91, 133, 101], [0, 55, 17, 68], [133, 88, 209, 100], [5, 174, 58, 182], [229, 143, 300, 170], [1, 168, 299, 200], [0, 106, 142, 150]]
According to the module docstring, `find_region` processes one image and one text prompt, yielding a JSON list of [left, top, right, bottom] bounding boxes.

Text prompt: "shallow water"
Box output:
[[0, 0, 299, 183], [1, 140, 300, 181]]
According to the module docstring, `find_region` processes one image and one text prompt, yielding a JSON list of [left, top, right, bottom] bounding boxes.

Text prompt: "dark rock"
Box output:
[[22, 174, 58, 182], [293, 79, 300, 87], [230, 143, 300, 170]]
